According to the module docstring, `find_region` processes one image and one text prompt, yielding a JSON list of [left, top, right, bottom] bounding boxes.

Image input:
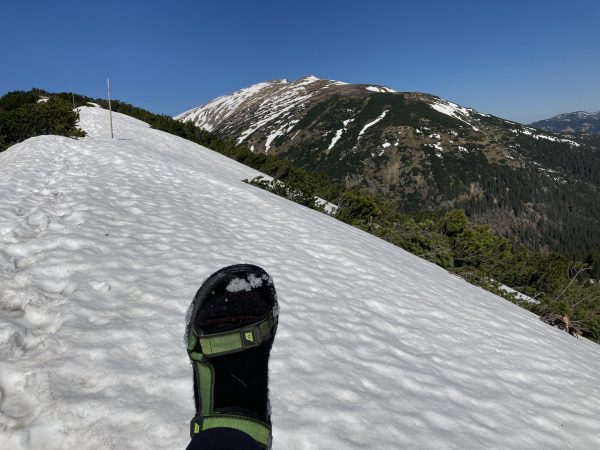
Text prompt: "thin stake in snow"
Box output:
[[107, 78, 114, 139], [69, 84, 75, 109]]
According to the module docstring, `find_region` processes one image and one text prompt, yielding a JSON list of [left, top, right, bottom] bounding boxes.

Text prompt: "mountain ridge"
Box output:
[[530, 110, 600, 135], [176, 77, 600, 258]]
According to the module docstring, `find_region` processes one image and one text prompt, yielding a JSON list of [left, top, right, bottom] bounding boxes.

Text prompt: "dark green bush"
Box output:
[[0, 89, 42, 112], [0, 96, 84, 150]]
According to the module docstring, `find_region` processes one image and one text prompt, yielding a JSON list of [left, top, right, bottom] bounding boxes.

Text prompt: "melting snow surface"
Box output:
[[328, 128, 344, 151], [358, 110, 389, 137], [511, 129, 580, 147], [226, 275, 264, 293], [1, 107, 600, 449], [365, 86, 396, 93], [314, 198, 339, 215], [430, 100, 470, 120], [232, 78, 335, 147], [174, 82, 273, 131], [328, 118, 355, 151], [498, 284, 538, 305], [295, 75, 320, 84], [429, 100, 481, 131]]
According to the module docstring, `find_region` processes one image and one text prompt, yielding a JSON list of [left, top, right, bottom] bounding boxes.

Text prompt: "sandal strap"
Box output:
[[190, 414, 271, 447], [188, 312, 275, 358]]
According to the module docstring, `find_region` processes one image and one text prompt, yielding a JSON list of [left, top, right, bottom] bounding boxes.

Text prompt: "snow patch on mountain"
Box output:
[[358, 110, 389, 137], [294, 75, 321, 86], [430, 100, 470, 119], [237, 89, 313, 146], [429, 99, 482, 131], [328, 128, 344, 151], [175, 82, 273, 131], [510, 128, 580, 147], [496, 284, 538, 304], [366, 86, 396, 93], [327, 118, 355, 152], [264, 119, 299, 151]]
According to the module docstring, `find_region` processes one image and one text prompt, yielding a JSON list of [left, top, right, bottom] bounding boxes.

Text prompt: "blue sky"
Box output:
[[1, 0, 598, 123]]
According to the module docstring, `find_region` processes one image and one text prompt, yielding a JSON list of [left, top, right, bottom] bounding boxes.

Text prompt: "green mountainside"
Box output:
[[177, 77, 600, 260]]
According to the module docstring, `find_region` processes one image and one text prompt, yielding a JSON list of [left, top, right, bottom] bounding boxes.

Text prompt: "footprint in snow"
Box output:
[[1, 287, 67, 353], [25, 211, 50, 234], [0, 250, 16, 273], [89, 281, 112, 292], [0, 363, 38, 426]]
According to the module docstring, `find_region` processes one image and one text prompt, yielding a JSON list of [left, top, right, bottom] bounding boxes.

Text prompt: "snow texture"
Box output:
[[1, 107, 600, 449], [226, 275, 264, 293], [511, 129, 580, 147], [429, 100, 481, 131], [174, 82, 273, 132], [365, 86, 396, 93], [235, 86, 312, 146], [358, 110, 389, 137], [497, 284, 538, 305], [313, 198, 338, 215], [327, 128, 344, 151], [176, 76, 325, 149]]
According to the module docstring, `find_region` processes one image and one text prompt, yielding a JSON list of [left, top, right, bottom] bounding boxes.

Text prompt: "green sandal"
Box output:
[[185, 264, 279, 448]]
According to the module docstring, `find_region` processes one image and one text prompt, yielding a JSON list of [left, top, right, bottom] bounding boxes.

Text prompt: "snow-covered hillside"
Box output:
[[174, 76, 489, 152], [174, 76, 347, 139], [1, 107, 600, 449]]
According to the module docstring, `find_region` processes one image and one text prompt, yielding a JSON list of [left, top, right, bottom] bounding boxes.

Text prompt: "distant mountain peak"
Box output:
[[298, 74, 320, 82], [174, 77, 489, 149], [175, 78, 599, 256], [531, 111, 600, 134]]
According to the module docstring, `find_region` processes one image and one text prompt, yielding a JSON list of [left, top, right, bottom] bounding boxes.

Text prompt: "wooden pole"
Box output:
[[107, 78, 114, 139]]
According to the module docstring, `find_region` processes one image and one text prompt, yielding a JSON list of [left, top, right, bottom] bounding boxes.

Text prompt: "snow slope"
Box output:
[[1, 107, 600, 449]]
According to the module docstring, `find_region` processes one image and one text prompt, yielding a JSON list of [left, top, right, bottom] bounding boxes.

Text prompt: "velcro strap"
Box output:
[[190, 414, 271, 447], [191, 312, 274, 358]]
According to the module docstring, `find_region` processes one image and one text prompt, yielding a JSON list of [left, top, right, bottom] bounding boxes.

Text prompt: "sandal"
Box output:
[[185, 264, 278, 448]]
